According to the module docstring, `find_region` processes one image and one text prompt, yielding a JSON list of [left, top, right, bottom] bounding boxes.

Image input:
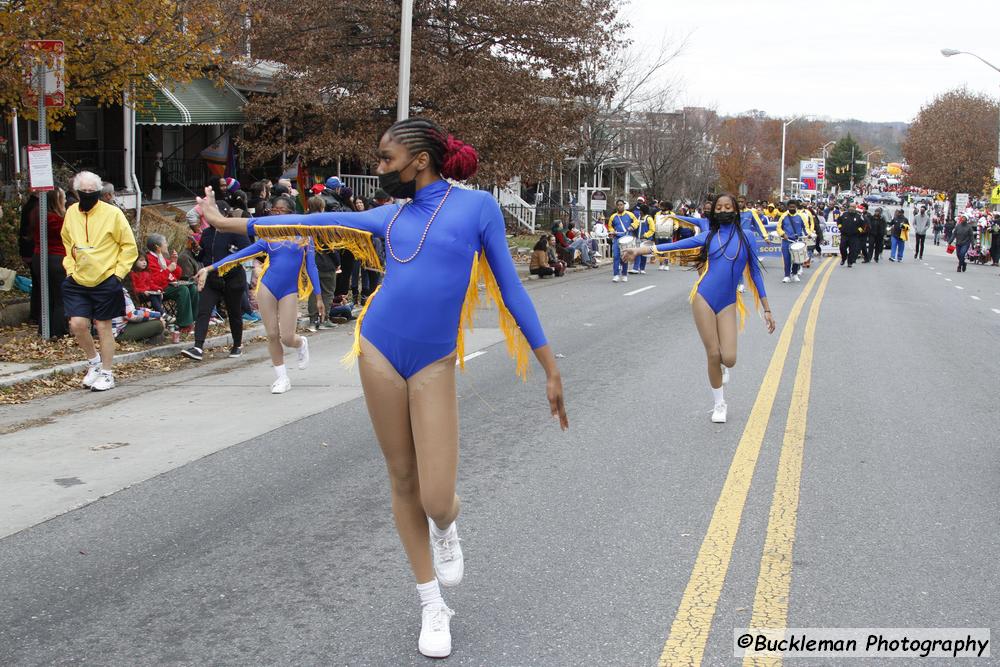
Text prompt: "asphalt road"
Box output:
[[1, 243, 997, 666]]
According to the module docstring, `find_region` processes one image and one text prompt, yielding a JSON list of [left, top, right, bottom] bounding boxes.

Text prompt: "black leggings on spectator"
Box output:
[[913, 234, 926, 259], [194, 273, 245, 349], [530, 266, 555, 278]]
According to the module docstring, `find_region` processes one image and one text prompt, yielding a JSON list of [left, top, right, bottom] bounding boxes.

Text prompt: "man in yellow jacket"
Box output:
[[61, 171, 138, 391]]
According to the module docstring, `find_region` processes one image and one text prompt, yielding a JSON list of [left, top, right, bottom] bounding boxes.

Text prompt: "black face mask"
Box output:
[[378, 157, 418, 199], [78, 191, 100, 212], [715, 211, 738, 225]]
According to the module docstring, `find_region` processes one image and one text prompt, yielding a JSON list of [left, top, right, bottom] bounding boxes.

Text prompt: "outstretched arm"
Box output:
[[195, 187, 389, 238], [623, 230, 707, 262], [479, 196, 567, 429]]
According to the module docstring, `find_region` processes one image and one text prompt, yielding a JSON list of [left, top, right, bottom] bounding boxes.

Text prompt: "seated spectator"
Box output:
[[529, 236, 564, 278], [130, 254, 163, 312], [565, 222, 598, 268], [145, 233, 199, 333], [328, 294, 352, 324], [112, 288, 165, 343], [177, 234, 202, 280]]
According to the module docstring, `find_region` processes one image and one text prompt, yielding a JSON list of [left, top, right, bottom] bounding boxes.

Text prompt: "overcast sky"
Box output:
[[622, 0, 1000, 123]]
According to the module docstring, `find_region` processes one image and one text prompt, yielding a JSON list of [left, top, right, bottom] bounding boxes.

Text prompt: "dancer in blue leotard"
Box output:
[[196, 117, 568, 659], [195, 195, 321, 394], [625, 193, 776, 424]]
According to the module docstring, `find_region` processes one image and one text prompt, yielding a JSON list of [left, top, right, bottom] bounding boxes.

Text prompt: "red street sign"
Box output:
[[23, 40, 65, 107]]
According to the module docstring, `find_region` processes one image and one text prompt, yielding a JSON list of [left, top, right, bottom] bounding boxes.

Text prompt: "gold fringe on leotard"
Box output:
[[214, 251, 266, 278], [341, 283, 383, 368], [252, 224, 384, 272], [474, 252, 532, 381], [340, 252, 532, 381]]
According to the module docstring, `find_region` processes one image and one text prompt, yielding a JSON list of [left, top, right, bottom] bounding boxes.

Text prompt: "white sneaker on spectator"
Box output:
[[793, 274, 801, 282], [297, 337, 310, 370], [612, 275, 620, 282], [711, 401, 727, 423], [418, 603, 455, 658], [90, 371, 115, 392], [639, 270, 646, 274], [429, 518, 464, 587], [782, 276, 791, 283], [82, 363, 101, 389], [622, 275, 628, 282], [271, 376, 291, 394]]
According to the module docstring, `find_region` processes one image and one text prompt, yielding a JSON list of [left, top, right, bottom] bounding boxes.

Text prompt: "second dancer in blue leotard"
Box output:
[[625, 193, 777, 424], [195, 117, 568, 660]]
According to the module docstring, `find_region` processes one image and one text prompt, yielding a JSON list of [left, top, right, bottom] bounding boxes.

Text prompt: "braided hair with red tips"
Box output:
[[386, 117, 479, 181]]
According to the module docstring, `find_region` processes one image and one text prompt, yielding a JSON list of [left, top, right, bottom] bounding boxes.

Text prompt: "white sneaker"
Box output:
[[622, 275, 628, 282], [82, 363, 101, 389], [711, 401, 727, 423], [722, 367, 729, 384], [639, 270, 646, 274], [271, 376, 291, 394], [429, 519, 464, 586], [90, 370, 115, 392], [782, 276, 791, 283], [297, 336, 310, 370], [792, 274, 801, 282], [612, 275, 620, 283], [418, 603, 455, 658]]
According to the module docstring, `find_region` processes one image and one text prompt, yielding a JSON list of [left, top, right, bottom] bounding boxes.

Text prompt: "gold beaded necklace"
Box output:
[[385, 184, 453, 264]]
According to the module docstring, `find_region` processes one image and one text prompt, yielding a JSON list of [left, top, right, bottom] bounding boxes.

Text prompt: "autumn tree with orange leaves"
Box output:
[[239, 0, 621, 183], [0, 0, 239, 126], [904, 88, 999, 197]]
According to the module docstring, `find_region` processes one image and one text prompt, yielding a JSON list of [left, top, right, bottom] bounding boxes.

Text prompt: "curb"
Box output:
[[0, 325, 267, 389]]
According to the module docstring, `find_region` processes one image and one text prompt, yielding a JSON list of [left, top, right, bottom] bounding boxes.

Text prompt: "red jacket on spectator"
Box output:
[[32, 211, 66, 256], [130, 266, 159, 294], [145, 250, 181, 291]]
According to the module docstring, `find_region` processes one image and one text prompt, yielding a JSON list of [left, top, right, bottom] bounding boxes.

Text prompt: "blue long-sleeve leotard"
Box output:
[[247, 179, 548, 378], [652, 222, 767, 314], [212, 239, 320, 300]]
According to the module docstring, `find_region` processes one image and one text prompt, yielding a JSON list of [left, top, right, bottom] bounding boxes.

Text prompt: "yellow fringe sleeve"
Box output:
[[296, 255, 313, 301], [252, 224, 384, 272], [214, 251, 265, 277], [475, 252, 532, 381], [341, 284, 383, 368]]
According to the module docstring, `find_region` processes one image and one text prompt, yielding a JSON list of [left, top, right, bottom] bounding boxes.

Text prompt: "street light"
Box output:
[[941, 48, 1000, 208], [819, 141, 836, 194], [397, 0, 414, 121], [779, 116, 805, 200]]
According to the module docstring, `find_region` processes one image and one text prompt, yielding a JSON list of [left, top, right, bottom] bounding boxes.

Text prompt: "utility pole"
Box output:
[[397, 0, 413, 121]]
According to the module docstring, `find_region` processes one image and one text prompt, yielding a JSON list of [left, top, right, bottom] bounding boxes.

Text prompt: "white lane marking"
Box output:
[[955, 286, 964, 290], [945, 278, 952, 282], [936, 272, 942, 275], [458, 351, 487, 365], [993, 309, 1000, 315], [624, 285, 656, 297], [971, 296, 981, 300]]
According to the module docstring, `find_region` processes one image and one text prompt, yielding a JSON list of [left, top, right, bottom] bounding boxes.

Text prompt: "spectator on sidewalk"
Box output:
[[112, 288, 165, 343], [30, 187, 69, 337], [145, 233, 198, 333], [306, 195, 341, 330], [529, 237, 556, 278], [182, 213, 251, 361], [130, 254, 163, 312], [177, 234, 202, 280], [61, 170, 139, 391]]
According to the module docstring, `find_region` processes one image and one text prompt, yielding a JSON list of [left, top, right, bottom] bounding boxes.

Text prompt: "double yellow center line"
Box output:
[[659, 258, 837, 667]]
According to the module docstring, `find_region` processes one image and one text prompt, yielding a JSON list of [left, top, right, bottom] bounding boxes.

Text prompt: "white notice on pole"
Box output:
[[955, 193, 969, 212], [591, 190, 607, 212], [27, 144, 54, 191]]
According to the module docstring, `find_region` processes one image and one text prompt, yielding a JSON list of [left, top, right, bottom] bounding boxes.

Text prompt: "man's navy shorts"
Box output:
[[62, 275, 126, 321]]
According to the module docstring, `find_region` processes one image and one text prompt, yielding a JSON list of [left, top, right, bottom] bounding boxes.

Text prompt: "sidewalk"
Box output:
[[0, 258, 591, 391], [0, 324, 507, 539]]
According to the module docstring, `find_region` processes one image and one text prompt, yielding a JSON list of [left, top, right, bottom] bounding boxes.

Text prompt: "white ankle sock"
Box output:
[[429, 520, 454, 539], [274, 364, 288, 379], [416, 579, 444, 608], [712, 386, 725, 405]]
